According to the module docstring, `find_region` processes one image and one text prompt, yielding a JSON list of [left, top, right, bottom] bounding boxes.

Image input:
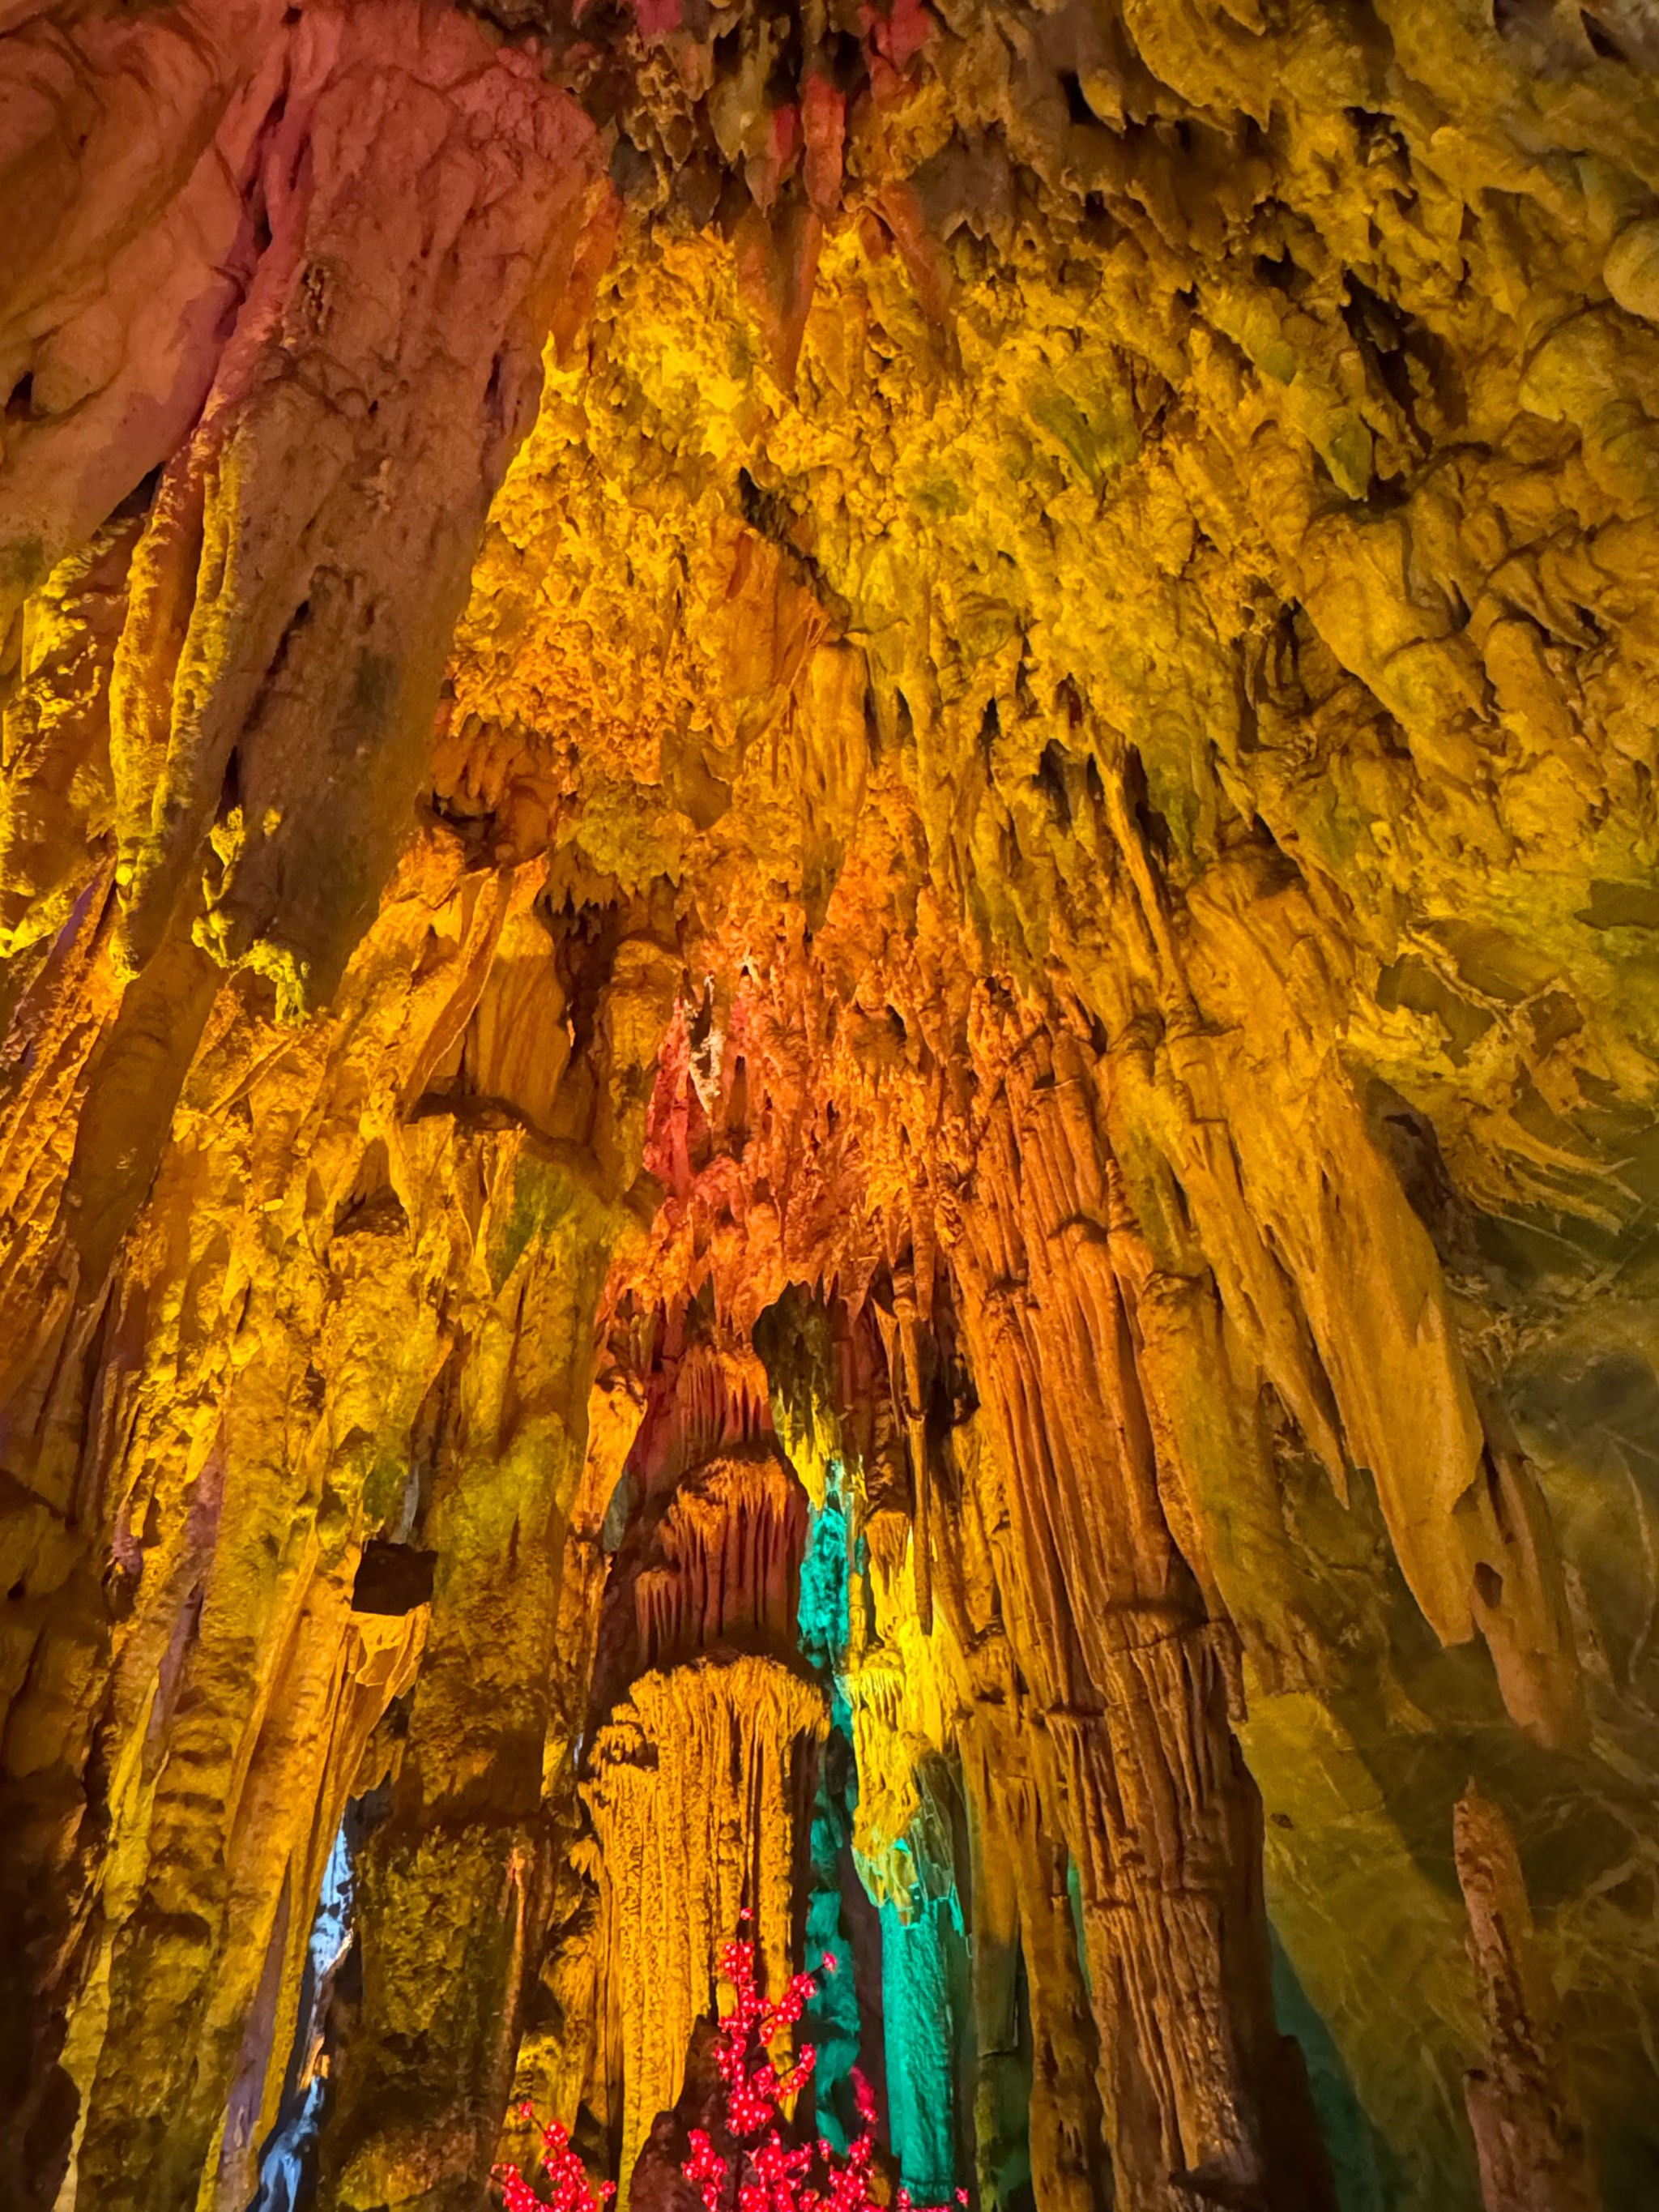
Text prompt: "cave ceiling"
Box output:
[[3, 2, 1659, 2210]]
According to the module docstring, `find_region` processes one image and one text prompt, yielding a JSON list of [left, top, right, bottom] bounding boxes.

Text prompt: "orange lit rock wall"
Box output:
[[4, 3, 1659, 2210]]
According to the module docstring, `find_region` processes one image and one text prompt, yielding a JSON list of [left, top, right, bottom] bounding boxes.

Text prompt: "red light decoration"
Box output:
[[497, 1935, 968, 2212], [497, 2110, 616, 2212]]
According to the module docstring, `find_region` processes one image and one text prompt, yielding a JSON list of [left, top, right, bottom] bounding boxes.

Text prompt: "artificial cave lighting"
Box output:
[[2, 4, 1658, 2211]]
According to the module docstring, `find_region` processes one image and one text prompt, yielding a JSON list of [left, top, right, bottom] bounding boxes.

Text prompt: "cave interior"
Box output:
[[3, 2, 1659, 2210]]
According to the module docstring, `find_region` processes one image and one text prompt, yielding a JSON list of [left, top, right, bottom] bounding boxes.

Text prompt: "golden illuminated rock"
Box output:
[[585, 1653, 827, 2209], [3, 3, 1659, 2211]]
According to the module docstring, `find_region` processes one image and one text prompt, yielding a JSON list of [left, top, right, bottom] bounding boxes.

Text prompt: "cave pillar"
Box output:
[[15, 1093, 452, 2212], [940, 1020, 1332, 2212], [960, 1717, 1106, 2212], [877, 1891, 957, 2206], [41, 1346, 325, 2209], [1048, 1637, 1326, 2212], [314, 1154, 622, 2212], [318, 938, 676, 2212], [505, 1358, 651, 2152]]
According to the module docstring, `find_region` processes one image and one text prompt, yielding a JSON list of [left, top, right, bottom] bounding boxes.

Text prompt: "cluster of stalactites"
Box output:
[[577, 1329, 828, 2205], [633, 1452, 808, 1674], [582, 1653, 829, 2209], [630, 1340, 778, 1490]]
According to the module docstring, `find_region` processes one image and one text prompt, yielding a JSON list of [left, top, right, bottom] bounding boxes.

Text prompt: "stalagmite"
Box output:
[[1454, 1785, 1599, 2212]]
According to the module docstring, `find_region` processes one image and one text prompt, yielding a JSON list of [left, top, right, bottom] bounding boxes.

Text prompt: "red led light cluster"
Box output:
[[497, 1934, 968, 2212]]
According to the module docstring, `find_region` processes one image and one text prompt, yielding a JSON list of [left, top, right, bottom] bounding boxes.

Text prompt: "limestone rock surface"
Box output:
[[3, 4, 1659, 2212]]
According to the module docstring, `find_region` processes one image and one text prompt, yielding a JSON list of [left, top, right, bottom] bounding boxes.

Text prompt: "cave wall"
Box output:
[[3, 1, 1659, 2208]]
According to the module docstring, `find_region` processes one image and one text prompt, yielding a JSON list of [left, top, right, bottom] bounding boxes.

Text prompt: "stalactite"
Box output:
[[583, 1654, 828, 2208], [633, 1454, 808, 1674], [628, 1341, 778, 1492]]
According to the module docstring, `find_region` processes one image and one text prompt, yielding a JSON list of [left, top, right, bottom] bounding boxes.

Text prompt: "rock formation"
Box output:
[[3, 2, 1659, 2210]]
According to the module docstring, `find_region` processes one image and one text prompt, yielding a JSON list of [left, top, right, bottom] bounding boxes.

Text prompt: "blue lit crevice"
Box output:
[[795, 1449, 968, 2203], [248, 1804, 363, 2212]]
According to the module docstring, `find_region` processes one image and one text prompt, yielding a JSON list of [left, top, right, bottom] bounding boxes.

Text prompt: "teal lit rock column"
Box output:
[[797, 1471, 863, 2146], [880, 1890, 961, 2206]]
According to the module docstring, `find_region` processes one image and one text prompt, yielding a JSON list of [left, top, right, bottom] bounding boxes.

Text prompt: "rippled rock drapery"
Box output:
[[4, 1, 1659, 2209], [571, 1340, 819, 2207], [585, 1655, 827, 2206]]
